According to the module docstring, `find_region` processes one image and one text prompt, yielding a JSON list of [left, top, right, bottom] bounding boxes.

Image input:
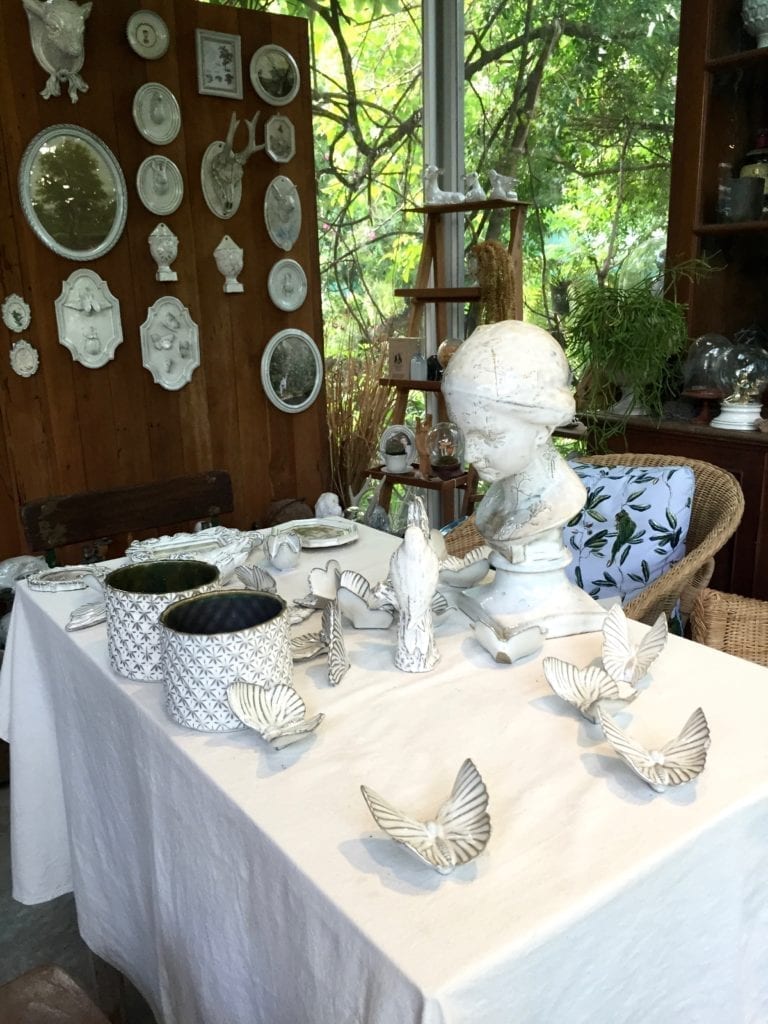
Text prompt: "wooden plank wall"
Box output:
[[0, 0, 330, 559]]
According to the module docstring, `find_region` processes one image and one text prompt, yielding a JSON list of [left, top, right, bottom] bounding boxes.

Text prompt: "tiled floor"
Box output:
[[0, 782, 158, 1022]]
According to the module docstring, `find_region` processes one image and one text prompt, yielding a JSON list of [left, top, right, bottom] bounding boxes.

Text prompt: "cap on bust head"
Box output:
[[442, 320, 575, 427]]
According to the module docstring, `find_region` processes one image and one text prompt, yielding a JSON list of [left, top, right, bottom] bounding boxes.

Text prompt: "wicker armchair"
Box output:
[[444, 453, 745, 626], [690, 588, 768, 666]]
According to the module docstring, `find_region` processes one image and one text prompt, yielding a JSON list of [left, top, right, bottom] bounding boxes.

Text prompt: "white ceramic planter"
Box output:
[[159, 590, 293, 732], [105, 560, 220, 681]]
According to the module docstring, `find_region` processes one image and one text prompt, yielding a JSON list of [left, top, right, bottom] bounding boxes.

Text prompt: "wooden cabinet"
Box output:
[[607, 417, 768, 600], [668, 0, 768, 337]]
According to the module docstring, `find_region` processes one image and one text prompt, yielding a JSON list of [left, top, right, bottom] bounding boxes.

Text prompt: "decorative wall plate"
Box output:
[[140, 296, 199, 390], [249, 44, 300, 106], [261, 328, 322, 413], [132, 83, 181, 145], [55, 269, 123, 370], [136, 156, 183, 216], [267, 259, 307, 311], [10, 339, 39, 378], [126, 10, 170, 60], [2, 294, 31, 332], [264, 175, 301, 251], [264, 114, 295, 164]]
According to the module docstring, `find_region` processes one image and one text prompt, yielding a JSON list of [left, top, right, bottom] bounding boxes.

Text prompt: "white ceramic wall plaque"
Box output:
[[264, 114, 295, 164], [140, 296, 199, 391], [2, 294, 31, 332], [267, 259, 306, 311], [23, 0, 91, 103], [149, 223, 179, 282], [213, 235, 244, 293], [55, 269, 123, 369], [10, 339, 39, 378], [264, 175, 301, 251], [137, 155, 183, 216], [132, 83, 181, 145]]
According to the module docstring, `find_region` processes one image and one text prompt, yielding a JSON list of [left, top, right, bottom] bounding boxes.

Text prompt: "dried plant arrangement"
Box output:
[[325, 341, 395, 505], [472, 239, 516, 323]]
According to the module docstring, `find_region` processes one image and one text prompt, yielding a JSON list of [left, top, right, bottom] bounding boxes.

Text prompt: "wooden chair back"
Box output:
[[21, 470, 233, 555]]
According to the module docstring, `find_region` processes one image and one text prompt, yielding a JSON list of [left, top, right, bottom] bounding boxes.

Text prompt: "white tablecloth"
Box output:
[[1, 525, 767, 1024]]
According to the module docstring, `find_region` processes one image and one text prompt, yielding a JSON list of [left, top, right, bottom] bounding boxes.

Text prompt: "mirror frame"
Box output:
[[19, 124, 128, 261], [261, 328, 323, 414]]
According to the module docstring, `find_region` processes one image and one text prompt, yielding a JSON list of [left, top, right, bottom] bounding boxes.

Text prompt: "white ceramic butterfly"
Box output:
[[361, 758, 491, 874], [595, 705, 710, 792], [542, 657, 637, 722], [337, 570, 393, 629], [235, 564, 277, 593], [227, 680, 324, 749], [602, 604, 668, 685], [290, 632, 328, 661]]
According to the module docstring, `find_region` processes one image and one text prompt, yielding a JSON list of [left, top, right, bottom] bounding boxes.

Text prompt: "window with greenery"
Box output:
[[208, 0, 682, 495]]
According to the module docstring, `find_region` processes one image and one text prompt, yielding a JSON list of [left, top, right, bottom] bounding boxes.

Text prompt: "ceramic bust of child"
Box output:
[[442, 320, 585, 567]]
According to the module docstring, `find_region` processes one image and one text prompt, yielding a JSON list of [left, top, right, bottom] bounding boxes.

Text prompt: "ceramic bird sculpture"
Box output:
[[389, 507, 440, 672]]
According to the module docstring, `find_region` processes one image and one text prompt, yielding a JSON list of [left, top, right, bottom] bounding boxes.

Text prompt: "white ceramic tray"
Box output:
[[275, 517, 357, 549], [125, 526, 262, 577]]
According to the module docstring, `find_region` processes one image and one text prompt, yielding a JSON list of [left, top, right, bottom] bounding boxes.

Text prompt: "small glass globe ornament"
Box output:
[[713, 327, 768, 399], [427, 421, 464, 478], [682, 332, 732, 392]]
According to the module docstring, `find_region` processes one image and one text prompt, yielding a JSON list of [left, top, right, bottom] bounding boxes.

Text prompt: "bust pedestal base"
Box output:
[[456, 549, 605, 663]]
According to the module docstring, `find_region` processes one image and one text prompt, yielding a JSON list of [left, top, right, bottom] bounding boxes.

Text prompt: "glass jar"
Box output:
[[427, 421, 464, 477], [682, 333, 732, 393], [713, 327, 768, 400], [409, 342, 427, 381]]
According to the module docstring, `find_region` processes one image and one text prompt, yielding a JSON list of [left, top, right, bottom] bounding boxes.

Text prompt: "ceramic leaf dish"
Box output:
[[361, 758, 490, 875]]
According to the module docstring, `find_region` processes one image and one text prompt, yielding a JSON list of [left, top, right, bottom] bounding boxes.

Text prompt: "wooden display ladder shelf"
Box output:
[[373, 197, 527, 525], [394, 197, 527, 341]]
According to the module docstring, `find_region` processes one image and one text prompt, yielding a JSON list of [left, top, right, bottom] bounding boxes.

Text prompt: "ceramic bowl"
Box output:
[[104, 559, 220, 682], [159, 590, 292, 732]]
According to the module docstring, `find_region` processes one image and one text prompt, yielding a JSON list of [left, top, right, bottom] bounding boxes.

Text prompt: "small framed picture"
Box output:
[[196, 29, 243, 99], [249, 44, 300, 106]]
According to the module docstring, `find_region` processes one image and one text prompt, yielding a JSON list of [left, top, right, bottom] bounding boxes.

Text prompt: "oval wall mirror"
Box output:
[[18, 124, 128, 261], [261, 329, 323, 413]]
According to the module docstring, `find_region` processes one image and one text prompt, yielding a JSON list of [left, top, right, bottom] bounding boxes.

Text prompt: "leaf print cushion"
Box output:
[[563, 462, 695, 605]]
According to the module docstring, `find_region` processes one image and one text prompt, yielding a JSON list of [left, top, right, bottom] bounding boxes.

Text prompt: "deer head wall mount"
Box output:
[[201, 112, 264, 220], [22, 0, 92, 103]]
